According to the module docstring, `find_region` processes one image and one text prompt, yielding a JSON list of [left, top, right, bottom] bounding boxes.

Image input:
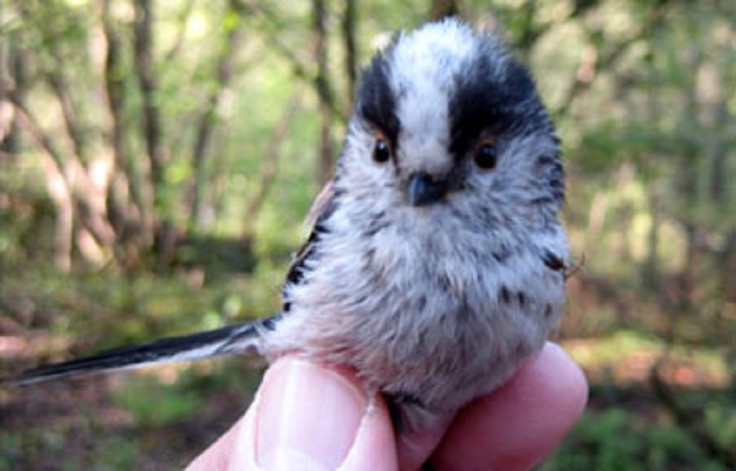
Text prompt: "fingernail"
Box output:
[[255, 358, 368, 470]]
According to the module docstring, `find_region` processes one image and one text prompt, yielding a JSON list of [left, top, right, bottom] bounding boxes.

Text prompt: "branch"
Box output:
[[45, 72, 91, 161], [312, 0, 335, 184], [241, 93, 303, 243], [341, 0, 357, 104], [8, 95, 67, 176], [248, 3, 311, 80], [15, 2, 92, 165], [11, 97, 75, 271], [187, 0, 247, 230], [9, 96, 116, 248], [134, 0, 166, 190], [10, 4, 118, 263], [101, 0, 131, 180], [250, 3, 348, 123], [163, 0, 197, 62], [101, 0, 148, 228], [0, 35, 24, 155], [553, 4, 667, 118]]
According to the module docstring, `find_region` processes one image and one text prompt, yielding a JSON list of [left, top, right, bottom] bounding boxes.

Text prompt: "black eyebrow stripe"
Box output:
[[448, 49, 542, 158], [356, 54, 401, 144]]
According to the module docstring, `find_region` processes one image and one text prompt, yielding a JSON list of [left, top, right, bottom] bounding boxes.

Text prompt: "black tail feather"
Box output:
[[5, 318, 273, 387]]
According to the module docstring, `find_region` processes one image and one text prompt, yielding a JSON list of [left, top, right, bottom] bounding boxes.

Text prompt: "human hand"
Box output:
[[187, 342, 587, 470]]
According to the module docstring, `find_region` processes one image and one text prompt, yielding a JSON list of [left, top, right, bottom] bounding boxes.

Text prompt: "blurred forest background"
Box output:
[[0, 0, 734, 469]]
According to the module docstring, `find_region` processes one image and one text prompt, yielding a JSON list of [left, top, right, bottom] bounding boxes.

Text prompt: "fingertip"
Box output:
[[255, 357, 371, 470], [255, 357, 398, 471], [188, 357, 398, 471], [542, 342, 589, 420], [432, 342, 588, 470]]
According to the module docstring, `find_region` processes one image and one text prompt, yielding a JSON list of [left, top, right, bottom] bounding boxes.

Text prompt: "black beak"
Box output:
[[407, 172, 448, 206]]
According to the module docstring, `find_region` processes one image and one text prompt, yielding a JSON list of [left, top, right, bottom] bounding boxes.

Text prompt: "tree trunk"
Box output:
[[102, 0, 150, 262], [0, 39, 24, 155], [241, 94, 302, 245], [11, 96, 75, 271], [312, 0, 335, 185], [134, 0, 166, 197], [187, 0, 246, 232], [341, 0, 357, 105]]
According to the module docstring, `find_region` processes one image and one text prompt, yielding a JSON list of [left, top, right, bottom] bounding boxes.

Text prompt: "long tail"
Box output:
[[6, 316, 278, 387]]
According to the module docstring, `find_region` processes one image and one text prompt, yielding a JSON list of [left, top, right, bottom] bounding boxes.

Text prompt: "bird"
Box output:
[[7, 18, 569, 436]]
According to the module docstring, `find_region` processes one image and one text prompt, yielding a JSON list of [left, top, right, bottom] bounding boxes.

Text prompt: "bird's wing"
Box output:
[[282, 180, 338, 309], [305, 179, 336, 231]]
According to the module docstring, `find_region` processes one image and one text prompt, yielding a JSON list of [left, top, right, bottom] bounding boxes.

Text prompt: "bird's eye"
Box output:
[[372, 135, 391, 164], [473, 139, 498, 171]]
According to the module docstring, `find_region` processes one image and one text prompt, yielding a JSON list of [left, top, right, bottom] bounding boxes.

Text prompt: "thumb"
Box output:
[[187, 357, 397, 471]]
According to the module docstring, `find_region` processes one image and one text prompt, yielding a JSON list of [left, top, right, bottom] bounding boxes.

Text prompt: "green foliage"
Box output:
[[543, 409, 728, 471], [0, 433, 23, 470], [704, 399, 736, 453], [112, 375, 203, 427], [0, 432, 65, 470]]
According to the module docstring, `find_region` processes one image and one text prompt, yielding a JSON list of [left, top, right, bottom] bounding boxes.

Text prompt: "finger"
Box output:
[[395, 415, 452, 471], [187, 356, 398, 471], [431, 342, 588, 470]]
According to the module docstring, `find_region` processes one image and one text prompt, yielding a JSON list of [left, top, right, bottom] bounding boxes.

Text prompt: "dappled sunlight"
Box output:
[[1, 0, 734, 469], [562, 333, 729, 389], [0, 336, 28, 359]]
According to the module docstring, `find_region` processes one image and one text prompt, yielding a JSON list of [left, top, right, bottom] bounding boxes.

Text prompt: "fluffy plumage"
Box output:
[[8, 19, 569, 434]]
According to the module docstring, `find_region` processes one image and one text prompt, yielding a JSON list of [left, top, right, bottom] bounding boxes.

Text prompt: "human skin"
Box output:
[[187, 342, 587, 471]]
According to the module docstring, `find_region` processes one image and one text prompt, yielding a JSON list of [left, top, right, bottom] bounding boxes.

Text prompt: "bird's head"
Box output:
[[335, 19, 563, 234]]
